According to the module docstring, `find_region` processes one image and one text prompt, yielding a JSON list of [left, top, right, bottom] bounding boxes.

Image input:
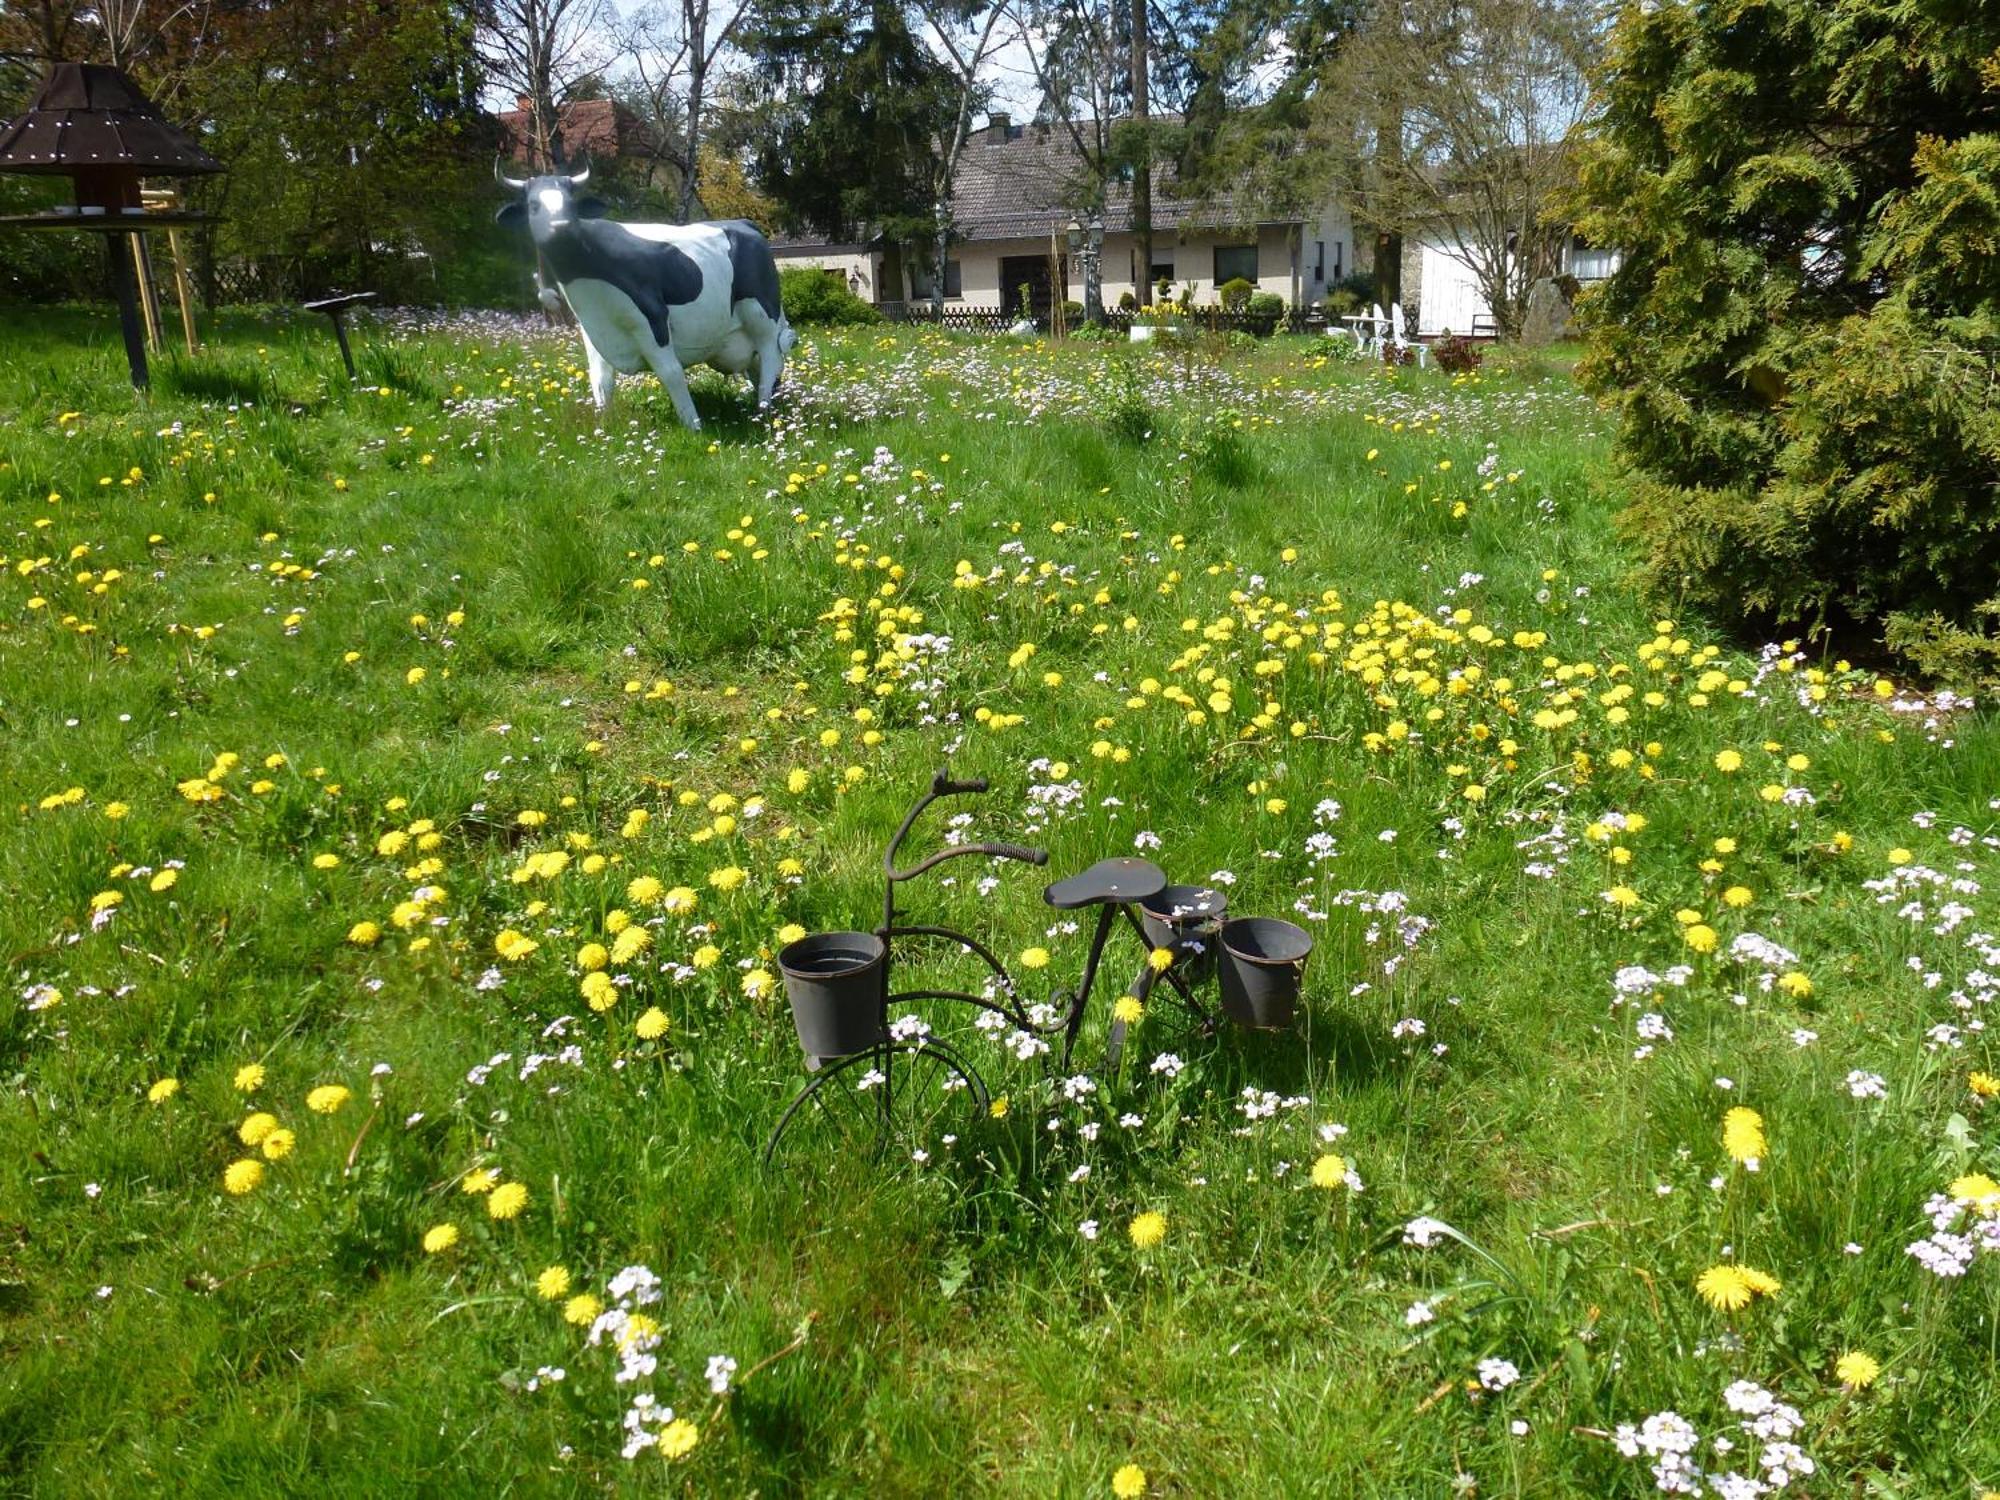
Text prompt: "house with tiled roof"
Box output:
[[774, 114, 1360, 317], [497, 96, 659, 171]]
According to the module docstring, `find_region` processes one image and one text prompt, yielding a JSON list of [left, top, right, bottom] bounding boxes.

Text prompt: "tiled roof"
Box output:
[[498, 99, 657, 167], [950, 119, 1301, 241]]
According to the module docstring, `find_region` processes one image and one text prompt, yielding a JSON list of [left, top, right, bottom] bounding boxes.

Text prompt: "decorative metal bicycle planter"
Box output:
[[763, 769, 1316, 1167]]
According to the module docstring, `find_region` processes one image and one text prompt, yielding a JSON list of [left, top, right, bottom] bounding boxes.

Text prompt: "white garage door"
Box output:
[[1416, 241, 1491, 337]]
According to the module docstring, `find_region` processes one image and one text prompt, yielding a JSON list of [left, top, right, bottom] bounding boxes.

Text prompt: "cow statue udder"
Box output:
[[496, 160, 795, 431]]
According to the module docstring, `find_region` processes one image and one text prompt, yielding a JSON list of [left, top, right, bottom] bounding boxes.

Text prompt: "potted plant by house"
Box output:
[[1130, 300, 1183, 343]]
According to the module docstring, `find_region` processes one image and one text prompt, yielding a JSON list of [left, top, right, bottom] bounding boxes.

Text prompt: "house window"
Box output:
[[1213, 243, 1258, 284], [1314, 241, 1325, 281], [1148, 261, 1174, 286], [1333, 240, 1344, 280], [910, 258, 963, 299]]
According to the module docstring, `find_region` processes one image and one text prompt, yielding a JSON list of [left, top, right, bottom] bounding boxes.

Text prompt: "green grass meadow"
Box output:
[[3, 309, 2000, 1496]]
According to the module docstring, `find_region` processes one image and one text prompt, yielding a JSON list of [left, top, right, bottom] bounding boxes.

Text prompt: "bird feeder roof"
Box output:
[[0, 63, 222, 177]]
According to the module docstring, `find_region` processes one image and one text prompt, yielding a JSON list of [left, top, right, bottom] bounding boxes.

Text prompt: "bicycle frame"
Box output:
[[877, 769, 1208, 1066]]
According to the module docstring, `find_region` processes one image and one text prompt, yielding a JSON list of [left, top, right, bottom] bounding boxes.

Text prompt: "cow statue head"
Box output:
[[494, 157, 607, 244]]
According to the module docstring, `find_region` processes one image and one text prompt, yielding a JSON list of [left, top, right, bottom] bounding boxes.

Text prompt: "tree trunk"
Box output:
[[678, 1, 707, 221], [1130, 0, 1151, 296], [1374, 229, 1402, 308], [931, 222, 948, 318]]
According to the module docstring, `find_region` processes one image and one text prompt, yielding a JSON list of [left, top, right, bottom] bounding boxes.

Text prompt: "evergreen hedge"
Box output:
[[1573, 0, 2000, 684]]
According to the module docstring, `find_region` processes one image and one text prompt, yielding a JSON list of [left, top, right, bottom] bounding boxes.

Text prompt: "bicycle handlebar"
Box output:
[[981, 841, 1049, 867], [885, 769, 1045, 881]]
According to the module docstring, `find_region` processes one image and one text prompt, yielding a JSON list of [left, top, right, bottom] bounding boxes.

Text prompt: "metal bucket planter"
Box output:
[[1140, 884, 1228, 984], [1216, 917, 1312, 1030], [779, 931, 886, 1061]]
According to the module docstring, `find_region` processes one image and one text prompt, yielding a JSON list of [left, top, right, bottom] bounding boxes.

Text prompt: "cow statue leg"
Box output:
[[735, 301, 787, 407], [643, 343, 702, 431], [583, 337, 618, 412]]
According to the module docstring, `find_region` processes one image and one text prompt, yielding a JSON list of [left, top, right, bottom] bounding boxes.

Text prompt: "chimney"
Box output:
[[987, 113, 1010, 144]]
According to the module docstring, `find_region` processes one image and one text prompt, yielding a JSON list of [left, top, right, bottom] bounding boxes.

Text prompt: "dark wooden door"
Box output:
[[999, 253, 1063, 325]]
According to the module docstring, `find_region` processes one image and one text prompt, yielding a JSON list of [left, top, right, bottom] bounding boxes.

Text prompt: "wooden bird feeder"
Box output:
[[0, 62, 223, 389]]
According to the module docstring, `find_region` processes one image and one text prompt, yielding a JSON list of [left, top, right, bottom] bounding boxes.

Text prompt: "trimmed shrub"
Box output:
[[1573, 0, 2000, 684], [778, 268, 881, 325], [1217, 277, 1255, 311]]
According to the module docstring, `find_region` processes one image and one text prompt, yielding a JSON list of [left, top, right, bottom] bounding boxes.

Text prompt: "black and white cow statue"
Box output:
[[495, 160, 794, 430]]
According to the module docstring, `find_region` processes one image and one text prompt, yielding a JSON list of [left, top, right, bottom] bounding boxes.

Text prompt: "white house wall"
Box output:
[[948, 223, 1338, 312]]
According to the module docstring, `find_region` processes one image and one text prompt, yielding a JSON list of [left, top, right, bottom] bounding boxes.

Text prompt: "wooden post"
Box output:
[[135, 232, 164, 350], [329, 309, 356, 379], [107, 231, 149, 389], [166, 228, 198, 355]]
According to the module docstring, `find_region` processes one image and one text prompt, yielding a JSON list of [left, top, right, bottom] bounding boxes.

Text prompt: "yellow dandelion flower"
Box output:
[[1971, 1072, 2000, 1101], [422, 1223, 459, 1253], [1683, 924, 1719, 954], [347, 920, 382, 946], [581, 970, 618, 1010], [233, 1063, 265, 1093], [576, 942, 609, 972], [742, 968, 775, 1001], [1128, 1211, 1167, 1250], [1835, 1351, 1881, 1389], [1949, 1173, 2000, 1215], [487, 1181, 529, 1220], [307, 1084, 351, 1114], [147, 1077, 180, 1104], [1736, 1267, 1780, 1298], [460, 1168, 499, 1195], [495, 928, 539, 961], [1714, 749, 1743, 772], [659, 1417, 699, 1460], [223, 1158, 266, 1195], [260, 1127, 296, 1161], [1722, 1107, 1767, 1166], [536, 1265, 571, 1301], [708, 865, 747, 892], [1019, 946, 1051, 971], [1310, 1154, 1348, 1189], [627, 875, 664, 905], [1112, 1464, 1148, 1499], [1695, 1265, 1752, 1311], [989, 1096, 1010, 1119], [1113, 995, 1145, 1025], [1776, 970, 1813, 999], [636, 1007, 670, 1040], [564, 1293, 603, 1326]]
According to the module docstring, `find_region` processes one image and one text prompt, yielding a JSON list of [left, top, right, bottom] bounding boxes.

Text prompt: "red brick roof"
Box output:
[[497, 99, 657, 167]]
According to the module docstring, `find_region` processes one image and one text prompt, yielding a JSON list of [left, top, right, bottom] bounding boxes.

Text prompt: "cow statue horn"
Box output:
[[495, 157, 530, 191], [566, 156, 590, 187]]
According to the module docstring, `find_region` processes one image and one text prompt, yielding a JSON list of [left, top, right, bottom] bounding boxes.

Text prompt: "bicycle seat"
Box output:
[[1043, 857, 1168, 910]]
